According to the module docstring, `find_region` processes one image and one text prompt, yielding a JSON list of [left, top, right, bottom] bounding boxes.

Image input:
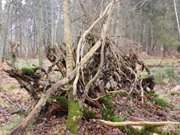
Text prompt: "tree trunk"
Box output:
[[37, 0, 43, 67], [173, 0, 180, 39], [1, 2, 11, 62], [0, 0, 2, 60], [63, 0, 81, 134]]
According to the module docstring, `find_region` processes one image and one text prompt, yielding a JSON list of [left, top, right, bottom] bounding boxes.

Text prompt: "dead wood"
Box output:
[[9, 32, 108, 135], [73, 0, 114, 97], [6, 1, 157, 134], [9, 35, 155, 134], [98, 119, 180, 127]]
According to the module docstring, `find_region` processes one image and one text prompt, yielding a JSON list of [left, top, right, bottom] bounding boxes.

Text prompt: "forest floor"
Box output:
[[0, 57, 180, 135]]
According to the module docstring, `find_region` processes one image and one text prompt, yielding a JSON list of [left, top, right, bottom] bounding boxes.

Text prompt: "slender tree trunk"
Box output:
[[0, 0, 1, 24], [51, 0, 55, 46], [150, 23, 154, 55], [1, 3, 11, 62], [63, 0, 80, 134], [37, 0, 43, 66], [0, 0, 2, 60], [64, 0, 75, 74], [173, 0, 180, 39]]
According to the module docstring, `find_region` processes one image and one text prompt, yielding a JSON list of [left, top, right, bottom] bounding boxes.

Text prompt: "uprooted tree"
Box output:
[[5, 0, 179, 135]]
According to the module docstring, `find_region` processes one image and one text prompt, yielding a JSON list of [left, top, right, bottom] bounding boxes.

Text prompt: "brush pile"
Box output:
[[7, 34, 180, 135], [5, 34, 155, 104]]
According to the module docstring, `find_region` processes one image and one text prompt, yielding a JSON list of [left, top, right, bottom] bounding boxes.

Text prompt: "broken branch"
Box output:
[[98, 119, 180, 127]]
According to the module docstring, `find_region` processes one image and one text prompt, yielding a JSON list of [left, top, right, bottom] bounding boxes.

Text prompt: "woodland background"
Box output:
[[0, 0, 180, 61]]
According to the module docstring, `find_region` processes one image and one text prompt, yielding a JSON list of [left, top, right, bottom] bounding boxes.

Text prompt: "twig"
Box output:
[[140, 79, 144, 104], [88, 90, 128, 101]]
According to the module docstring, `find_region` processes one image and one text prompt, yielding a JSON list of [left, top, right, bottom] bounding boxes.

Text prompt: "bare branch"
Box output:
[[98, 120, 180, 127], [84, 1, 114, 97], [73, 0, 115, 96]]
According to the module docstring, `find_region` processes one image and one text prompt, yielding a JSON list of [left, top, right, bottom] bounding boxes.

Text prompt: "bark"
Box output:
[[40, 0, 44, 66], [63, 0, 80, 134], [0, 0, 2, 60], [99, 120, 180, 127], [1, 2, 11, 62], [36, 0, 43, 67], [64, 0, 75, 74]]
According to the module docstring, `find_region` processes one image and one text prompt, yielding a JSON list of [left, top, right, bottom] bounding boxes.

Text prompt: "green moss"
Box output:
[[101, 107, 114, 120], [21, 66, 37, 75], [154, 96, 169, 108], [101, 96, 113, 120], [67, 100, 82, 134], [146, 92, 169, 108], [149, 93, 169, 108], [100, 95, 126, 122], [82, 107, 96, 120], [111, 115, 126, 122], [101, 108, 126, 122], [101, 96, 113, 108], [49, 96, 68, 110]]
